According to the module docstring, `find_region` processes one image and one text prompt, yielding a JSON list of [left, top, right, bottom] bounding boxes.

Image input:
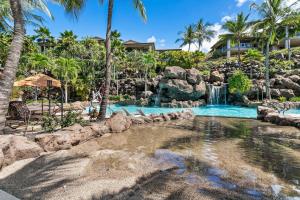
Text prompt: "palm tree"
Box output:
[[0, 0, 84, 133], [98, 0, 147, 120], [142, 51, 157, 92], [251, 0, 299, 99], [52, 57, 81, 103], [223, 12, 251, 67], [176, 25, 195, 52], [34, 27, 54, 53], [194, 19, 216, 52], [27, 53, 52, 73]]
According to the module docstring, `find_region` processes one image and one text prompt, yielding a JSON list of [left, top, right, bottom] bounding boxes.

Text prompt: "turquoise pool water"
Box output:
[[87, 104, 300, 119], [88, 105, 259, 119]]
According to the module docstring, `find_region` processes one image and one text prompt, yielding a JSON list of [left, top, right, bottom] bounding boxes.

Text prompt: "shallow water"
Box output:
[[96, 117, 300, 199]]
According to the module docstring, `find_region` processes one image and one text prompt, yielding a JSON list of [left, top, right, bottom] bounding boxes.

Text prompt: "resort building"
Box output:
[[211, 36, 257, 58], [123, 40, 156, 52], [211, 33, 300, 58]]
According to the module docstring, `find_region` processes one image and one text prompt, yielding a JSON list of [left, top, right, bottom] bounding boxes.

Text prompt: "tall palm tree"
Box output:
[[52, 57, 81, 103], [251, 0, 299, 100], [142, 51, 157, 92], [223, 12, 251, 67], [176, 25, 195, 52], [98, 0, 147, 120], [34, 26, 53, 53], [0, 0, 85, 133], [194, 19, 216, 52]]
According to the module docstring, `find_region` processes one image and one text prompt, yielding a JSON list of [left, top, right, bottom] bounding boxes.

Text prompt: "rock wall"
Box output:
[[156, 66, 206, 107]]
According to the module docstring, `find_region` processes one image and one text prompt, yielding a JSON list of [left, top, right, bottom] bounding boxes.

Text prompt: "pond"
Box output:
[[96, 116, 300, 199]]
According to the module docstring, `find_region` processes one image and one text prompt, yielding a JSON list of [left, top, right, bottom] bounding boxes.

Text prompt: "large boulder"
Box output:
[[105, 112, 132, 133], [159, 79, 206, 102], [289, 75, 300, 84], [281, 78, 300, 94], [210, 71, 225, 83], [0, 135, 43, 168], [186, 68, 202, 85], [280, 89, 295, 99], [35, 124, 95, 151], [164, 66, 186, 80]]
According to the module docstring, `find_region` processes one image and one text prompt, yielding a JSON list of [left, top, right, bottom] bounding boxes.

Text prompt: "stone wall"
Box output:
[[155, 67, 206, 107]]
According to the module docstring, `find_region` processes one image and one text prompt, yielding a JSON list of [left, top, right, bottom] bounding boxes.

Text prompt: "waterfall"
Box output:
[[208, 84, 228, 105], [154, 87, 162, 106]]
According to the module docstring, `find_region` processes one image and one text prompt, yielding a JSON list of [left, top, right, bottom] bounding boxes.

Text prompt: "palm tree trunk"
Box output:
[[144, 66, 148, 92], [64, 82, 68, 103], [238, 40, 241, 68], [188, 44, 191, 52], [285, 26, 292, 61], [0, 0, 24, 133], [99, 0, 114, 120], [265, 36, 271, 100], [198, 40, 201, 52]]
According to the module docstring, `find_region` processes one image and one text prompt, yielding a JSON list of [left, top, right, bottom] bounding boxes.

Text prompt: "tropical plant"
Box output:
[[223, 12, 251, 67], [142, 51, 157, 91], [99, 0, 147, 120], [0, 0, 85, 133], [41, 113, 59, 132], [176, 25, 195, 52], [158, 50, 205, 69], [228, 70, 252, 95], [33, 26, 54, 53], [61, 111, 87, 128], [25, 53, 52, 73], [51, 57, 81, 103], [244, 49, 264, 62], [251, 0, 300, 99], [278, 96, 287, 103], [290, 96, 300, 102], [194, 19, 216, 52]]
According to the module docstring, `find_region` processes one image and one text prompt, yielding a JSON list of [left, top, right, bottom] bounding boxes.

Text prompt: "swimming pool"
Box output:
[[87, 104, 300, 119], [88, 105, 259, 119]]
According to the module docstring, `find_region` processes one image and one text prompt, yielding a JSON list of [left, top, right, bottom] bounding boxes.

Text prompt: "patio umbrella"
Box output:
[[14, 73, 61, 88]]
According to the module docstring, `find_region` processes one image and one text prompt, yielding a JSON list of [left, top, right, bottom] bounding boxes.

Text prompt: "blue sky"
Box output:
[[27, 0, 263, 52]]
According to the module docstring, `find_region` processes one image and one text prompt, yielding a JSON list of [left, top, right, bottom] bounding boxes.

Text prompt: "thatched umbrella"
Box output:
[[14, 73, 61, 88], [14, 74, 62, 115]]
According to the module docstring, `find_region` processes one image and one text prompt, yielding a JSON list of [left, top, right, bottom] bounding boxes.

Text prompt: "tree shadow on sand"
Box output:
[[0, 153, 89, 200]]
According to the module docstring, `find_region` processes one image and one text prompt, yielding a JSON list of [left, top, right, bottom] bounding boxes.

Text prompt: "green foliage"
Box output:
[[228, 70, 252, 94], [270, 59, 294, 74], [158, 50, 205, 69], [61, 111, 87, 128], [244, 49, 264, 62], [290, 96, 300, 102], [278, 96, 287, 103], [109, 95, 122, 101], [42, 114, 59, 132]]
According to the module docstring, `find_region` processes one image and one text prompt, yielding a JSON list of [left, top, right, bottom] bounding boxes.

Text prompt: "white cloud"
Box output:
[[236, 0, 248, 7], [221, 16, 232, 23], [181, 23, 228, 53], [283, 0, 300, 10], [159, 39, 166, 47], [147, 36, 156, 43]]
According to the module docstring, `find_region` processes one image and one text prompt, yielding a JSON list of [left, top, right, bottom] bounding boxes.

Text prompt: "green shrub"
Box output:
[[244, 49, 264, 62], [123, 94, 131, 100], [228, 70, 252, 94], [42, 114, 59, 132], [109, 95, 121, 101], [290, 96, 300, 102], [158, 50, 205, 69], [200, 70, 210, 76], [278, 96, 287, 103], [61, 111, 87, 128]]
